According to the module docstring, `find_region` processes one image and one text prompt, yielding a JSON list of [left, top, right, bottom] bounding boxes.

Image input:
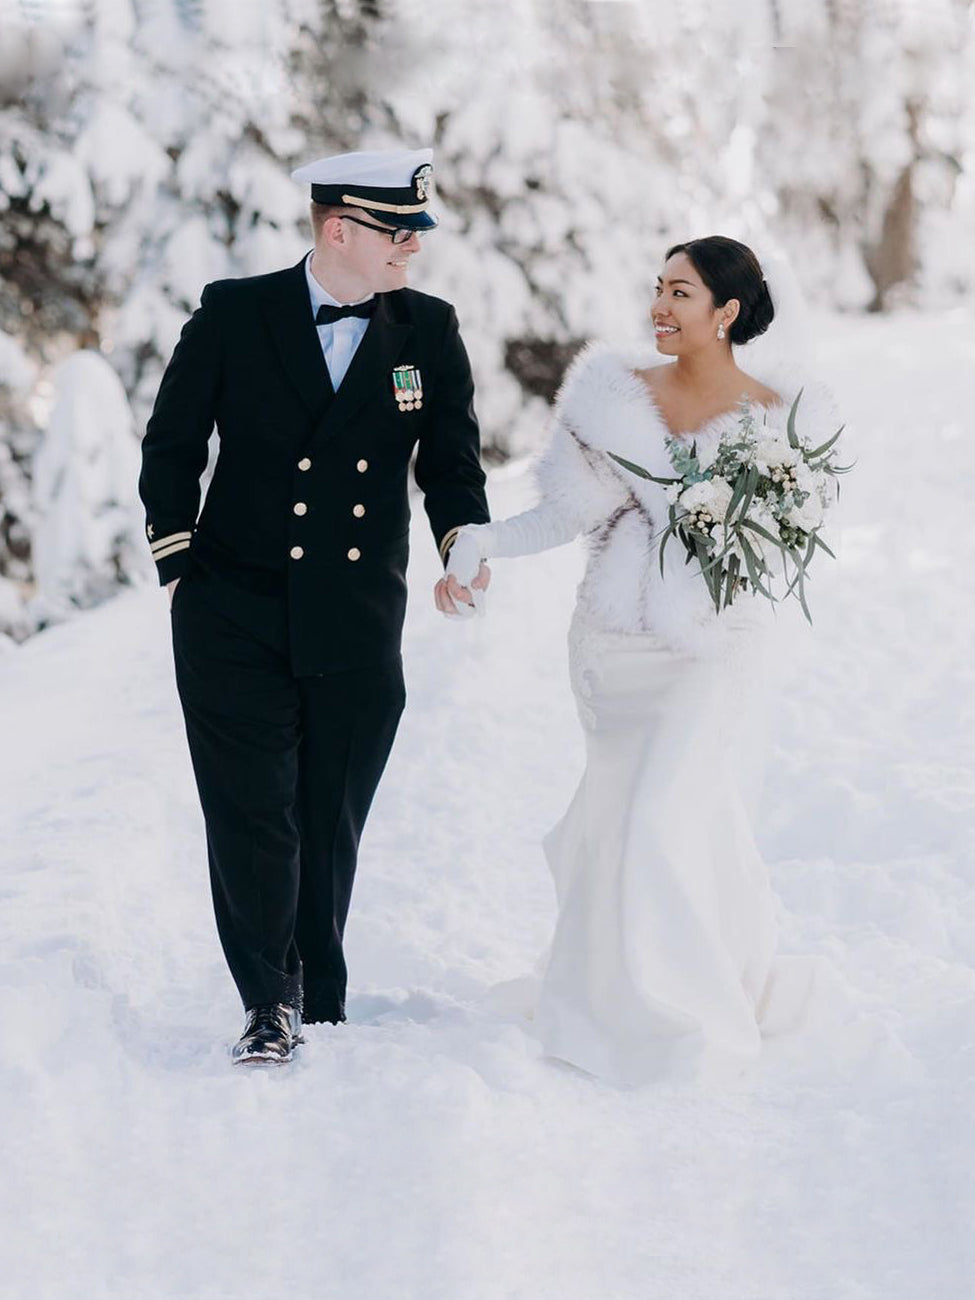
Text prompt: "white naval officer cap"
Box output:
[[291, 148, 437, 230]]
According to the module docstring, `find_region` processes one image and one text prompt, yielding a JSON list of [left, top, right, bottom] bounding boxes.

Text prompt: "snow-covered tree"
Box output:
[[0, 0, 972, 637], [759, 0, 975, 309], [0, 329, 37, 640], [31, 349, 148, 623]]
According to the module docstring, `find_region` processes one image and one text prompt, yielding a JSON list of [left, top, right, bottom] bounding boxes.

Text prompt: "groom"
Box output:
[[139, 148, 490, 1064]]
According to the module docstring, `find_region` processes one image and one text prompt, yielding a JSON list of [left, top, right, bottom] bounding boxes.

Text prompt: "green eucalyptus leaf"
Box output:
[[740, 534, 775, 600], [740, 518, 789, 551], [726, 466, 749, 523], [607, 452, 676, 485], [659, 522, 676, 576], [786, 389, 804, 450], [699, 542, 735, 576], [805, 424, 845, 459], [811, 532, 836, 559], [737, 464, 761, 524], [698, 543, 722, 613], [795, 563, 812, 624]]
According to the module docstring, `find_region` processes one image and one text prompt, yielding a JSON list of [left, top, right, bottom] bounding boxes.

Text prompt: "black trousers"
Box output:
[[170, 564, 405, 1022]]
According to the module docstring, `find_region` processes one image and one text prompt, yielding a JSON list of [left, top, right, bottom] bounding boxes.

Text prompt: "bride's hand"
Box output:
[[444, 531, 484, 587], [435, 561, 491, 618]]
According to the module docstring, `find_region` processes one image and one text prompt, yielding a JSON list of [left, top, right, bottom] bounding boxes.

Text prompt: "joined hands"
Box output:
[[437, 527, 491, 617], [434, 562, 491, 618]]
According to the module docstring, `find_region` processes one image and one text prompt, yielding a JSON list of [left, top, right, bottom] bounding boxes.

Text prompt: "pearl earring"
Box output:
[[717, 323, 726, 340]]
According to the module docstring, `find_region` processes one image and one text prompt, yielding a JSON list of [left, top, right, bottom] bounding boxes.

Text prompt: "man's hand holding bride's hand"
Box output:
[[435, 564, 491, 618], [436, 529, 491, 618]]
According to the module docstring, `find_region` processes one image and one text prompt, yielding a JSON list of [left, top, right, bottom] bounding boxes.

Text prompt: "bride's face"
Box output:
[[651, 252, 735, 355]]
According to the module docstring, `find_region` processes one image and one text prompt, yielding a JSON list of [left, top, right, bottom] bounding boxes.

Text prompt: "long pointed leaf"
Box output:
[[805, 424, 845, 459], [739, 534, 775, 600], [782, 561, 805, 599], [607, 452, 677, 486], [736, 464, 761, 527], [795, 562, 812, 624], [783, 533, 816, 621], [811, 531, 836, 559], [786, 389, 804, 449], [698, 540, 735, 577], [725, 466, 749, 524], [695, 539, 721, 612], [658, 521, 676, 576], [660, 520, 676, 577], [740, 518, 789, 549]]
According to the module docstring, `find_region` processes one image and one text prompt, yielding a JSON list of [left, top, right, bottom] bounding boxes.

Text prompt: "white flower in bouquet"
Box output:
[[608, 391, 852, 623], [678, 475, 733, 526], [785, 489, 825, 533], [752, 436, 800, 476], [792, 458, 817, 495]]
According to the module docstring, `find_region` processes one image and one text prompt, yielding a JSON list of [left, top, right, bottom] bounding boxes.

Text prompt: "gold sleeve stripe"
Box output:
[[438, 527, 462, 563], [151, 538, 192, 562], [150, 531, 193, 554]]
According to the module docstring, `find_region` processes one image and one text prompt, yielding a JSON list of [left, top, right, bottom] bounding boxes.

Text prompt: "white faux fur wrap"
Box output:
[[480, 341, 841, 658]]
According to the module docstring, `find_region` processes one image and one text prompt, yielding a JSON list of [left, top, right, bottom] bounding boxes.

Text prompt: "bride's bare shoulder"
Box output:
[[633, 361, 673, 393], [738, 373, 784, 408]]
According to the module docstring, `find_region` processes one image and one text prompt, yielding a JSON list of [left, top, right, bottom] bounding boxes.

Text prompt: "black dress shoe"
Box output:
[[231, 1003, 303, 1065]]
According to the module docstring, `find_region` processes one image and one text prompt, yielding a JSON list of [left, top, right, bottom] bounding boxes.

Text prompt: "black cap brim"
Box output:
[[364, 209, 438, 231]]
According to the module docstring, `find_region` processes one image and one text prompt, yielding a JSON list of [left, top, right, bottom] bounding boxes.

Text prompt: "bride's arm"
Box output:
[[444, 501, 581, 585], [445, 415, 624, 585]]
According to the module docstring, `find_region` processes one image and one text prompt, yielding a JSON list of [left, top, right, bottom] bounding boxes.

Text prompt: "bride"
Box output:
[[437, 236, 840, 1085]]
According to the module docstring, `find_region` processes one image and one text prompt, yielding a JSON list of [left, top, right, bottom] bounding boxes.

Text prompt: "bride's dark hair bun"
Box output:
[[665, 236, 774, 345]]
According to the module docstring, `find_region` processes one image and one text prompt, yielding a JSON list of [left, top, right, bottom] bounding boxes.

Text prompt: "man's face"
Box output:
[[327, 211, 423, 294]]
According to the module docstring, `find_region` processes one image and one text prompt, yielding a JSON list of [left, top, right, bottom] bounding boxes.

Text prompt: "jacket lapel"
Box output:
[[259, 257, 334, 418], [310, 292, 412, 447]]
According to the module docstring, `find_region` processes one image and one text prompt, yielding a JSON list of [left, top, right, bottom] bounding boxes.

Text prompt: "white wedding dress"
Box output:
[[460, 343, 839, 1085]]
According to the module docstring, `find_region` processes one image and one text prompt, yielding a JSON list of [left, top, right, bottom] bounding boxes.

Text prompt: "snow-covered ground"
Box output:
[[2, 310, 973, 1299]]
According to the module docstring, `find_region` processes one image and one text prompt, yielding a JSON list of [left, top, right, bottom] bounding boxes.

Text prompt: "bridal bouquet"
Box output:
[[609, 393, 850, 622]]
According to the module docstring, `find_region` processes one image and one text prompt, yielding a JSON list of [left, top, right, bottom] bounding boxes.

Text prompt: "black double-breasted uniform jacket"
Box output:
[[139, 256, 490, 675]]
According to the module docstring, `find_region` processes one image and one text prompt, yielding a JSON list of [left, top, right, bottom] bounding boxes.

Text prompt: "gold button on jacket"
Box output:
[[356, 459, 368, 473], [298, 457, 311, 471], [352, 504, 366, 518], [347, 547, 361, 562], [290, 545, 304, 559], [293, 502, 308, 516]]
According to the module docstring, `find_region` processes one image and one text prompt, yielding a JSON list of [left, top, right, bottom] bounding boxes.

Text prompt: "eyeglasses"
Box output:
[[341, 215, 428, 245]]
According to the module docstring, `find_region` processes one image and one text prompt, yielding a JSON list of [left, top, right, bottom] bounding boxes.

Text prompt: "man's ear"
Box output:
[[323, 215, 348, 249]]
